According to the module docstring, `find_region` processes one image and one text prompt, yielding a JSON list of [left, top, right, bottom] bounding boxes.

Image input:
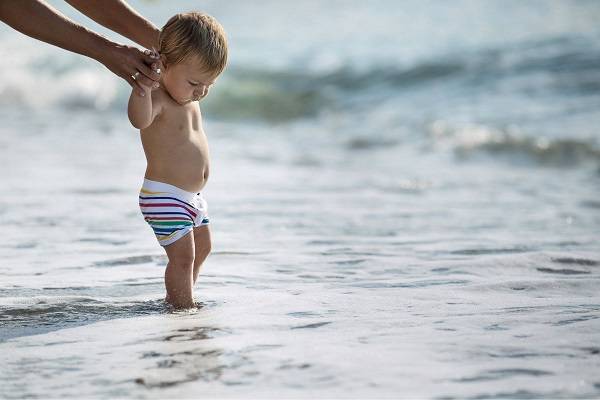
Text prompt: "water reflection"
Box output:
[[133, 324, 238, 388]]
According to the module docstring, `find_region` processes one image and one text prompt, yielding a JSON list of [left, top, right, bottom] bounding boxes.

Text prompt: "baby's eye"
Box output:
[[188, 81, 199, 86]]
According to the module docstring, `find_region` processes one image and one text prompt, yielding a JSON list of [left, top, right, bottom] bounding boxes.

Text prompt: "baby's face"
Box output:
[[161, 56, 218, 105]]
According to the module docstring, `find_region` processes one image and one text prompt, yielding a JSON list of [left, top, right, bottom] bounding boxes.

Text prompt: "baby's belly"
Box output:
[[145, 144, 210, 193]]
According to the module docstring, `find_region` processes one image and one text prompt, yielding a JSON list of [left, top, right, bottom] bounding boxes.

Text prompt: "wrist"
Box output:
[[141, 85, 152, 94], [134, 82, 152, 97], [88, 33, 116, 64]]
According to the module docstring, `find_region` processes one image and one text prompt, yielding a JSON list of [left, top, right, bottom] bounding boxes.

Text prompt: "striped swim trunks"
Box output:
[[139, 178, 210, 247]]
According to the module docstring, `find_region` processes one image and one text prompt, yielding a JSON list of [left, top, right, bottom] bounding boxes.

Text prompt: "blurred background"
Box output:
[[1, 1, 600, 398]]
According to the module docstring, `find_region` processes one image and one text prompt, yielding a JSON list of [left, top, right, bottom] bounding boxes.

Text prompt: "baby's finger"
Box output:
[[142, 48, 160, 63], [134, 71, 160, 90], [137, 61, 161, 82], [125, 74, 148, 96], [154, 58, 164, 73]]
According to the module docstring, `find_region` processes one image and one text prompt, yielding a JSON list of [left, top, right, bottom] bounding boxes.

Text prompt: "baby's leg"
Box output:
[[192, 225, 212, 285], [164, 231, 196, 309]]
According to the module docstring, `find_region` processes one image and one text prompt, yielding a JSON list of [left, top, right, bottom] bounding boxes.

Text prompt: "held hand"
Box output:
[[132, 71, 156, 96], [100, 43, 162, 96]]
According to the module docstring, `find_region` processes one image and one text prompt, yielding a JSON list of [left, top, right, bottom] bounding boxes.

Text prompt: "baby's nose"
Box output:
[[193, 86, 210, 100]]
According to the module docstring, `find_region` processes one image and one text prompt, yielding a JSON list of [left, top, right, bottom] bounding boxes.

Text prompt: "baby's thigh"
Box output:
[[193, 225, 211, 255], [164, 230, 195, 265]]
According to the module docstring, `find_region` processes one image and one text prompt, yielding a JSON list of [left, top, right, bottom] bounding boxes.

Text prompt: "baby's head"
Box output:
[[158, 12, 228, 104]]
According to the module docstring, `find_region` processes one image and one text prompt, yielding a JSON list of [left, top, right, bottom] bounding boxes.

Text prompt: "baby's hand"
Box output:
[[147, 47, 163, 75], [135, 48, 163, 95], [135, 76, 155, 93]]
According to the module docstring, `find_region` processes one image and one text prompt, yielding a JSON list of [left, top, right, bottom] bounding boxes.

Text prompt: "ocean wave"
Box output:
[[1, 34, 598, 122], [0, 67, 118, 111], [197, 38, 600, 121], [201, 60, 466, 121], [0, 296, 186, 341], [427, 120, 600, 167]]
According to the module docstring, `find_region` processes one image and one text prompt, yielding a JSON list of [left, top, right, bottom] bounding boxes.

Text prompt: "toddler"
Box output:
[[128, 12, 227, 309]]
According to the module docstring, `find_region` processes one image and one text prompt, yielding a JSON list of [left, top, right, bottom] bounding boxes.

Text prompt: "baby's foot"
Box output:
[[163, 294, 197, 310]]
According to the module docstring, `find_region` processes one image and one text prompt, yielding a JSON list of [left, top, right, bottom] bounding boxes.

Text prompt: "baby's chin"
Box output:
[[178, 98, 201, 105], [163, 89, 199, 105]]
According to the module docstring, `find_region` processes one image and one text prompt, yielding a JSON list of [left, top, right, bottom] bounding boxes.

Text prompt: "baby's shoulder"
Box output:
[[150, 88, 175, 119], [150, 87, 167, 107]]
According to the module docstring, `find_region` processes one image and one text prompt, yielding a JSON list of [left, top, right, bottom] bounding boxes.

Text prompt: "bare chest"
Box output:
[[144, 104, 206, 145], [160, 105, 200, 134]]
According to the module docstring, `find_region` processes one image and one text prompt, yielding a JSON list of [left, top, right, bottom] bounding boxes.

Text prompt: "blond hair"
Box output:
[[159, 12, 228, 75]]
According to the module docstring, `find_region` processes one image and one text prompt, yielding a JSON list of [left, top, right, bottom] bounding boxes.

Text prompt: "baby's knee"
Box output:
[[168, 253, 195, 270]]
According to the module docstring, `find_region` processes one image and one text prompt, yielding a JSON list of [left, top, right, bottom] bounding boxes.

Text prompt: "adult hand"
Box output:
[[0, 1, 163, 94], [99, 43, 163, 95]]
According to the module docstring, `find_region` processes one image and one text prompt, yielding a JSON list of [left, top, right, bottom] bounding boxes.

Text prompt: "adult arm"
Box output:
[[64, 0, 160, 51], [0, 0, 160, 95]]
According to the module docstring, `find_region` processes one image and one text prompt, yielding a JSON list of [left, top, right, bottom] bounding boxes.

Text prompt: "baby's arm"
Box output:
[[128, 82, 162, 129]]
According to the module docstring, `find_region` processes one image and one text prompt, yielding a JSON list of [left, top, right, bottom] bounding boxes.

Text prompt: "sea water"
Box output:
[[1, 1, 599, 398]]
